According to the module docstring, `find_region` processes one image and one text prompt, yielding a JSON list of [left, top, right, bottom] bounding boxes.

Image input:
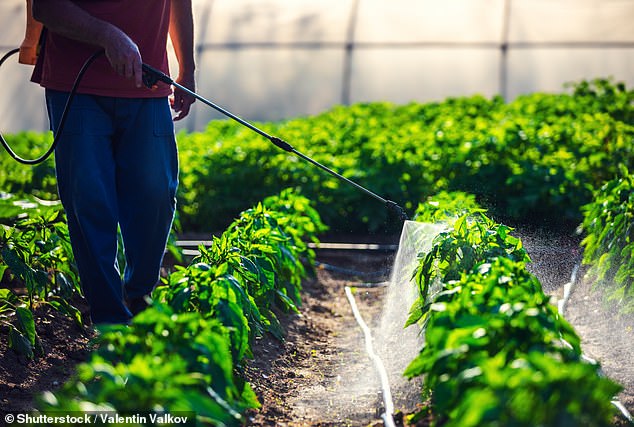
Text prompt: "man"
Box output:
[[31, 0, 196, 325]]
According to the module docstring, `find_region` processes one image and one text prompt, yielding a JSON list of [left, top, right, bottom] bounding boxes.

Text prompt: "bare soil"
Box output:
[[521, 229, 634, 425], [1, 232, 633, 426], [0, 299, 94, 418], [244, 250, 429, 427], [562, 267, 634, 420]]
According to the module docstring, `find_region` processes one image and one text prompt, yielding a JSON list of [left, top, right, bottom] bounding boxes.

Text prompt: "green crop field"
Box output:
[[1, 78, 633, 425]]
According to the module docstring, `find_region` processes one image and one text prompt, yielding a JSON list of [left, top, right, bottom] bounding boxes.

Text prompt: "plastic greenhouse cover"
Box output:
[[349, 48, 500, 104], [354, 0, 506, 44], [201, 0, 355, 44], [0, 0, 633, 133], [508, 0, 634, 43], [191, 48, 344, 129], [506, 47, 634, 98]]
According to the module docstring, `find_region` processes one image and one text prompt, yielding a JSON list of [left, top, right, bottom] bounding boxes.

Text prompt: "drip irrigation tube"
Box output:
[[344, 286, 396, 427], [315, 262, 388, 279], [175, 240, 399, 251], [347, 281, 390, 289], [174, 240, 393, 278], [557, 257, 582, 315], [613, 401, 634, 425], [309, 242, 399, 251]]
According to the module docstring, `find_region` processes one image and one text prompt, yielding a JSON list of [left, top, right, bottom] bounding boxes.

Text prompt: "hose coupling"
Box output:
[[270, 136, 294, 152]]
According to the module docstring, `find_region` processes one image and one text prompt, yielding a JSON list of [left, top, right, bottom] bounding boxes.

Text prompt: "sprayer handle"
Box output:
[[141, 63, 173, 88]]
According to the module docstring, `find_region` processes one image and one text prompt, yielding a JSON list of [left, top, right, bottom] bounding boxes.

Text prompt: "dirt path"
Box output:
[[245, 251, 425, 427], [563, 270, 634, 419], [0, 302, 94, 417], [519, 230, 634, 422]]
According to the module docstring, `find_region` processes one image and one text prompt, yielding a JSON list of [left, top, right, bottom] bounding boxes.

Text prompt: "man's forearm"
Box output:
[[32, 0, 120, 50], [32, 0, 143, 85], [169, 0, 195, 77], [168, 0, 196, 120]]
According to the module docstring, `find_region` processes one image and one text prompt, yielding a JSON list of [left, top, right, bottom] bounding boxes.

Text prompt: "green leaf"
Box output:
[[8, 326, 34, 358], [15, 306, 36, 346], [0, 288, 20, 307], [0, 264, 8, 282], [46, 298, 83, 327], [1, 245, 33, 281]]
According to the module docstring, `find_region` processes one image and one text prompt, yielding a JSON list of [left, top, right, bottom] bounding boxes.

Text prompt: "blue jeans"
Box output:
[[46, 90, 178, 324]]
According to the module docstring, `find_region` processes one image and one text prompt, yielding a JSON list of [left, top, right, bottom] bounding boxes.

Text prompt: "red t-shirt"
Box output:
[[33, 0, 172, 98]]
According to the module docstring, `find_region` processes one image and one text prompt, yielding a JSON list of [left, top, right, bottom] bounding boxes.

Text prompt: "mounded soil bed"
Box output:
[[1, 231, 633, 426]]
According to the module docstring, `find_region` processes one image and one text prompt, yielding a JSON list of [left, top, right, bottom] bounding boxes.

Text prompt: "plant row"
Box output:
[[0, 192, 83, 358], [165, 78, 634, 233], [404, 193, 621, 426], [35, 188, 327, 426], [0, 192, 186, 359], [2, 79, 631, 236], [580, 164, 634, 311], [2, 81, 632, 305]]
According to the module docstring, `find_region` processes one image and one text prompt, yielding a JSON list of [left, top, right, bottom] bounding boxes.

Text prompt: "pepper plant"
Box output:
[[406, 212, 529, 329], [0, 193, 82, 358], [37, 189, 324, 425], [413, 191, 484, 224], [38, 304, 258, 426], [154, 188, 325, 360], [580, 163, 634, 312], [405, 202, 621, 426]]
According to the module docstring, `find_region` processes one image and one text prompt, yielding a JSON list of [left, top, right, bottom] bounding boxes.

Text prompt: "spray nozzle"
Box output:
[[386, 200, 409, 221]]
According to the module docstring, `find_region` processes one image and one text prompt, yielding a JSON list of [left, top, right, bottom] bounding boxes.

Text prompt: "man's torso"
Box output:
[[34, 0, 172, 98]]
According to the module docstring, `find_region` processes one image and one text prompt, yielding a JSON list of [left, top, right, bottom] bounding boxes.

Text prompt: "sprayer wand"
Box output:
[[0, 45, 408, 221], [142, 63, 409, 221]]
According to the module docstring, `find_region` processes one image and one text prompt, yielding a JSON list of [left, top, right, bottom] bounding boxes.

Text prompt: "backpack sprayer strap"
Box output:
[[19, 0, 43, 66]]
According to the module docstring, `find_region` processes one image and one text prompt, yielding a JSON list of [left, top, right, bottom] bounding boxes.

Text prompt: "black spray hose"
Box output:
[[0, 49, 103, 165], [142, 63, 410, 221]]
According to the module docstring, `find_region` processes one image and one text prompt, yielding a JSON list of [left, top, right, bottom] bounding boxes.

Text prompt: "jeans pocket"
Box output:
[[153, 98, 175, 136]]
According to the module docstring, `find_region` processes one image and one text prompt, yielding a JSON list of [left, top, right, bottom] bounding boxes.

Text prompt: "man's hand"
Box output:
[[103, 28, 143, 88], [171, 74, 196, 121], [169, 0, 196, 121]]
